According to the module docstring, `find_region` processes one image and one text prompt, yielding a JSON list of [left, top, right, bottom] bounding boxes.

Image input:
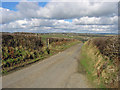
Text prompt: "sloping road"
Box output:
[[2, 43, 91, 88]]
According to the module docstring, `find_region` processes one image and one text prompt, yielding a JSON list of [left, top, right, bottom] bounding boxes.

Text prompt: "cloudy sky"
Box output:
[[0, 0, 118, 33]]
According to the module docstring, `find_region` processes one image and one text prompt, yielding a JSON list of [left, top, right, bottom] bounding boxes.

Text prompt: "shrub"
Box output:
[[92, 36, 119, 64], [2, 34, 44, 70]]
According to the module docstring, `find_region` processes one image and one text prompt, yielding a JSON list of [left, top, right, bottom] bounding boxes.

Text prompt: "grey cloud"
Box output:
[[1, 1, 118, 24], [16, 2, 39, 18], [72, 16, 118, 25], [1, 1, 118, 33], [1, 8, 21, 24], [1, 18, 118, 33], [47, 2, 117, 19]]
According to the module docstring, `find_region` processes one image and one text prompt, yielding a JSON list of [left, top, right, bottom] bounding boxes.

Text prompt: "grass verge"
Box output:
[[79, 40, 118, 88]]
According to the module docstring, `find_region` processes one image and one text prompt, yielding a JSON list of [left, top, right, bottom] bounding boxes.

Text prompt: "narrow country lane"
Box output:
[[3, 43, 91, 88]]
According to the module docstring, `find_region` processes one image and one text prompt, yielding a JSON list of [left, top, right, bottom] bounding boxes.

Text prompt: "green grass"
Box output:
[[80, 40, 118, 88], [41, 34, 73, 39], [80, 46, 96, 86], [79, 44, 106, 88], [48, 41, 80, 56]]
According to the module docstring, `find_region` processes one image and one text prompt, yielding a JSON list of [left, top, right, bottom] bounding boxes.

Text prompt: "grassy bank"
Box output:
[[2, 34, 80, 74], [79, 36, 119, 88]]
